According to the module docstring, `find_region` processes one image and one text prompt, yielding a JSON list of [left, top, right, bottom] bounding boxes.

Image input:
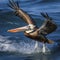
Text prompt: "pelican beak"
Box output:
[[7, 26, 29, 33]]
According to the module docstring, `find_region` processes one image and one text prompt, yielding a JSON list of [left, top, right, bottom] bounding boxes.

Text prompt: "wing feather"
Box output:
[[38, 13, 57, 35], [8, 0, 35, 25]]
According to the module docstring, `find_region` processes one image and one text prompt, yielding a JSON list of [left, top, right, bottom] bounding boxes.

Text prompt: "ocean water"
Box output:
[[0, 0, 60, 60]]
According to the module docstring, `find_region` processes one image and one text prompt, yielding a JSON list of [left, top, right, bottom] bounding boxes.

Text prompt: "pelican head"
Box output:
[[25, 24, 36, 33]]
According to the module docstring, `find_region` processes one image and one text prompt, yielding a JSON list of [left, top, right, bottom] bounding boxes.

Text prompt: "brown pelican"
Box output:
[[7, 0, 57, 49]]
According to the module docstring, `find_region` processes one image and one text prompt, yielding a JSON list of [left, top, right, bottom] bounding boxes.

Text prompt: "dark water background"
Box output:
[[0, 0, 60, 60]]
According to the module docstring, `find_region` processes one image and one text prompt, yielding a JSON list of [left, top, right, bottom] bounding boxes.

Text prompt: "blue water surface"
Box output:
[[0, 0, 60, 60]]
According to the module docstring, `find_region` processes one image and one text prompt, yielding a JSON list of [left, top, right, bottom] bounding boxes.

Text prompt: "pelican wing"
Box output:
[[8, 0, 35, 25], [7, 26, 28, 33], [38, 13, 57, 35]]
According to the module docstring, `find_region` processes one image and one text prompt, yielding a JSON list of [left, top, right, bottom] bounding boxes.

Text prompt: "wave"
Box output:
[[1, 2, 60, 16], [0, 0, 60, 16], [0, 35, 58, 56], [42, 0, 60, 2]]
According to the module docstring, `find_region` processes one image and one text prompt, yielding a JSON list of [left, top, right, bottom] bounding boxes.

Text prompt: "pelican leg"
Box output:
[[34, 41, 42, 53], [34, 41, 39, 49], [42, 43, 46, 53], [42, 43, 50, 53]]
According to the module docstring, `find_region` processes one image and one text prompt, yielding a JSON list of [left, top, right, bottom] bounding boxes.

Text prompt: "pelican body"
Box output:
[[7, 0, 57, 44]]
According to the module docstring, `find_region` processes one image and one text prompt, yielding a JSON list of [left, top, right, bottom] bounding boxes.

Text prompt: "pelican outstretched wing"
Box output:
[[38, 13, 57, 35], [8, 0, 35, 25]]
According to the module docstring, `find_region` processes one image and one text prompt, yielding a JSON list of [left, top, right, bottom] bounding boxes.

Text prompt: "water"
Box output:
[[0, 0, 60, 60]]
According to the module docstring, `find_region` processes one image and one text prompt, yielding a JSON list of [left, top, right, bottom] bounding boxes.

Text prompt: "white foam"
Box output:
[[0, 35, 56, 54], [0, 35, 41, 54]]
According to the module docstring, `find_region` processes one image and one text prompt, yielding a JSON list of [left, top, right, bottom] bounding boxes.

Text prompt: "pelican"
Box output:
[[7, 0, 57, 51]]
